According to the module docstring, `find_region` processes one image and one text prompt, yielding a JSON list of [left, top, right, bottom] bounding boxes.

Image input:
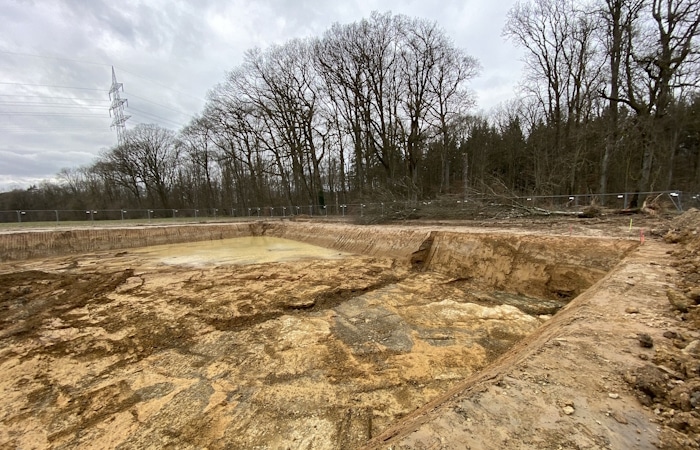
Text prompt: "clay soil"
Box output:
[[1, 213, 699, 450]]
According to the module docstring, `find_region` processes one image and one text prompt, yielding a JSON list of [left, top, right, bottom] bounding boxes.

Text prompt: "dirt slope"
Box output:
[[364, 214, 700, 450]]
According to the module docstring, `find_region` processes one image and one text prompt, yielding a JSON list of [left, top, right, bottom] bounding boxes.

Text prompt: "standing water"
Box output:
[[130, 236, 351, 266]]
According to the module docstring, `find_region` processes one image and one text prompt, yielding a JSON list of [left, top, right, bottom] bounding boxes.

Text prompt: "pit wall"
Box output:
[[261, 222, 638, 300], [0, 223, 253, 261], [0, 221, 638, 300], [425, 232, 637, 299], [257, 221, 432, 260]]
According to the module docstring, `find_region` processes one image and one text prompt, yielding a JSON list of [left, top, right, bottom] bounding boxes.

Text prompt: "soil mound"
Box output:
[[632, 208, 700, 449], [664, 208, 700, 245]]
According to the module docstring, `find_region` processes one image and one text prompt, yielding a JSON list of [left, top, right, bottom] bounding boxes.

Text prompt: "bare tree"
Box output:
[[103, 124, 179, 209], [178, 116, 218, 208], [599, 0, 700, 197], [427, 38, 479, 194]]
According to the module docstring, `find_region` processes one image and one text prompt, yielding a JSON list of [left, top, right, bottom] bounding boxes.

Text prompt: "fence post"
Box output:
[[669, 192, 682, 211]]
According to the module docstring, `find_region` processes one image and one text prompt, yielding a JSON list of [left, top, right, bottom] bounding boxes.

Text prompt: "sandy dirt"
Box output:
[[363, 212, 700, 450], [0, 213, 698, 449]]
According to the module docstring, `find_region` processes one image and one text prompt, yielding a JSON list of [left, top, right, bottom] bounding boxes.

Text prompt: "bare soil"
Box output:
[[364, 211, 700, 450], [0, 212, 698, 449]]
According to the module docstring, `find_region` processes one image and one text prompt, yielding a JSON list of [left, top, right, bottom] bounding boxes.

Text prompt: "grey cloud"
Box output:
[[0, 148, 97, 178], [60, 0, 137, 44], [0, 0, 522, 191]]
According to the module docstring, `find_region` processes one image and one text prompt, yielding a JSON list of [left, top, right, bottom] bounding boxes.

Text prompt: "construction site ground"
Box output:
[[0, 212, 699, 450]]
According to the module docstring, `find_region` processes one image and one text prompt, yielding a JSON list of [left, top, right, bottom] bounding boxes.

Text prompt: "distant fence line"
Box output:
[[1, 190, 695, 224]]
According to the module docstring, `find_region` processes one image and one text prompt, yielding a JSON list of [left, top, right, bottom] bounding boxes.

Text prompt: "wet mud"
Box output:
[[0, 226, 638, 449]]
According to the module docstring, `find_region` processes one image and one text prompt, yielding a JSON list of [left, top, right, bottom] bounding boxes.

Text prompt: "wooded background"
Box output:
[[2, 1, 699, 212]]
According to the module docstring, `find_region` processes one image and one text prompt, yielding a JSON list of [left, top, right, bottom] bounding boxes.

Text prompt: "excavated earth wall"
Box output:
[[424, 232, 634, 300], [0, 221, 645, 449], [263, 222, 638, 300], [0, 222, 637, 299], [0, 223, 253, 261]]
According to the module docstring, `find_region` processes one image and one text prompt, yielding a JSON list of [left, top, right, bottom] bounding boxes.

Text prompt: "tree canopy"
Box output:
[[2, 5, 698, 212]]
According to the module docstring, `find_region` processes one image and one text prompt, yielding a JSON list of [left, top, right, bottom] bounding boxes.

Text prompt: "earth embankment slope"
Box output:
[[264, 221, 637, 299], [363, 236, 686, 449], [1, 222, 636, 304], [0, 220, 657, 449], [0, 223, 253, 261]]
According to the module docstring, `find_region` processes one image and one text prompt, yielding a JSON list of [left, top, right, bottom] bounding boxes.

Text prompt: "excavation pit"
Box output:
[[0, 222, 638, 449]]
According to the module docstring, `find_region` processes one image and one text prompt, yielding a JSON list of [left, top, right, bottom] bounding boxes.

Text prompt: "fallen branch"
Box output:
[[506, 203, 579, 217]]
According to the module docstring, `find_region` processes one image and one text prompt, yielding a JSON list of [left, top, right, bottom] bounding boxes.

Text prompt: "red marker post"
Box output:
[[640, 228, 645, 244]]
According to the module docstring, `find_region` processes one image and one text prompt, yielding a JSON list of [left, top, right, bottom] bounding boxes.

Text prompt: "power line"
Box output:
[[0, 102, 109, 108], [128, 106, 185, 128], [115, 67, 206, 103], [0, 122, 111, 131], [123, 91, 195, 117], [0, 112, 107, 117], [0, 94, 108, 101], [0, 128, 109, 134], [0, 50, 110, 68], [0, 129, 112, 134], [0, 81, 106, 91], [129, 112, 183, 127], [0, 50, 206, 103]]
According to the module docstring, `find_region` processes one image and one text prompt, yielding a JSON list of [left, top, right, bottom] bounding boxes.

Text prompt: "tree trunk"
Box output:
[[664, 129, 678, 190], [600, 0, 623, 205], [462, 151, 469, 200], [637, 143, 654, 199]]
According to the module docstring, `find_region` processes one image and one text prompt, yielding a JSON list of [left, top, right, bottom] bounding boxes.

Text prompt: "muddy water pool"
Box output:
[[130, 236, 352, 266]]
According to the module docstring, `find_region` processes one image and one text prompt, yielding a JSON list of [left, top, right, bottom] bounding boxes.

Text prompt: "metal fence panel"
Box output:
[[0, 191, 694, 225]]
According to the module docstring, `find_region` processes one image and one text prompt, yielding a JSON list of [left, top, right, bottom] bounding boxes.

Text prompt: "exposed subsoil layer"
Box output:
[[364, 212, 700, 450], [0, 215, 695, 449]]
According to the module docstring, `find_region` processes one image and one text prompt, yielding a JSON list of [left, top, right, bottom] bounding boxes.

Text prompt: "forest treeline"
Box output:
[[2, 1, 699, 212]]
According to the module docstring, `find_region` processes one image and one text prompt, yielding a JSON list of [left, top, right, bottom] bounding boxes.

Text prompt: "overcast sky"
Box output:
[[0, 0, 523, 192]]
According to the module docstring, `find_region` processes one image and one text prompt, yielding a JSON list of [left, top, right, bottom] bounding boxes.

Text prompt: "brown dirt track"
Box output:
[[0, 213, 698, 449]]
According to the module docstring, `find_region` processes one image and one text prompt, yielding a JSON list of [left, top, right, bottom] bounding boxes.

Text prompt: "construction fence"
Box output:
[[0, 190, 695, 225]]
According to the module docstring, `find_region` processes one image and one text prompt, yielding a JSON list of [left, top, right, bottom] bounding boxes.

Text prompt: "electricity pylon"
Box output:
[[109, 66, 130, 145]]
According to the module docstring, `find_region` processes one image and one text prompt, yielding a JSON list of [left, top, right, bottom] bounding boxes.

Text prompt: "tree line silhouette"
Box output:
[[2, 3, 698, 213]]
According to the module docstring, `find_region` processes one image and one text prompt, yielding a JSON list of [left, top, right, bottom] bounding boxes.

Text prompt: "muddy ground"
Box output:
[[0, 212, 698, 449], [365, 211, 700, 450]]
